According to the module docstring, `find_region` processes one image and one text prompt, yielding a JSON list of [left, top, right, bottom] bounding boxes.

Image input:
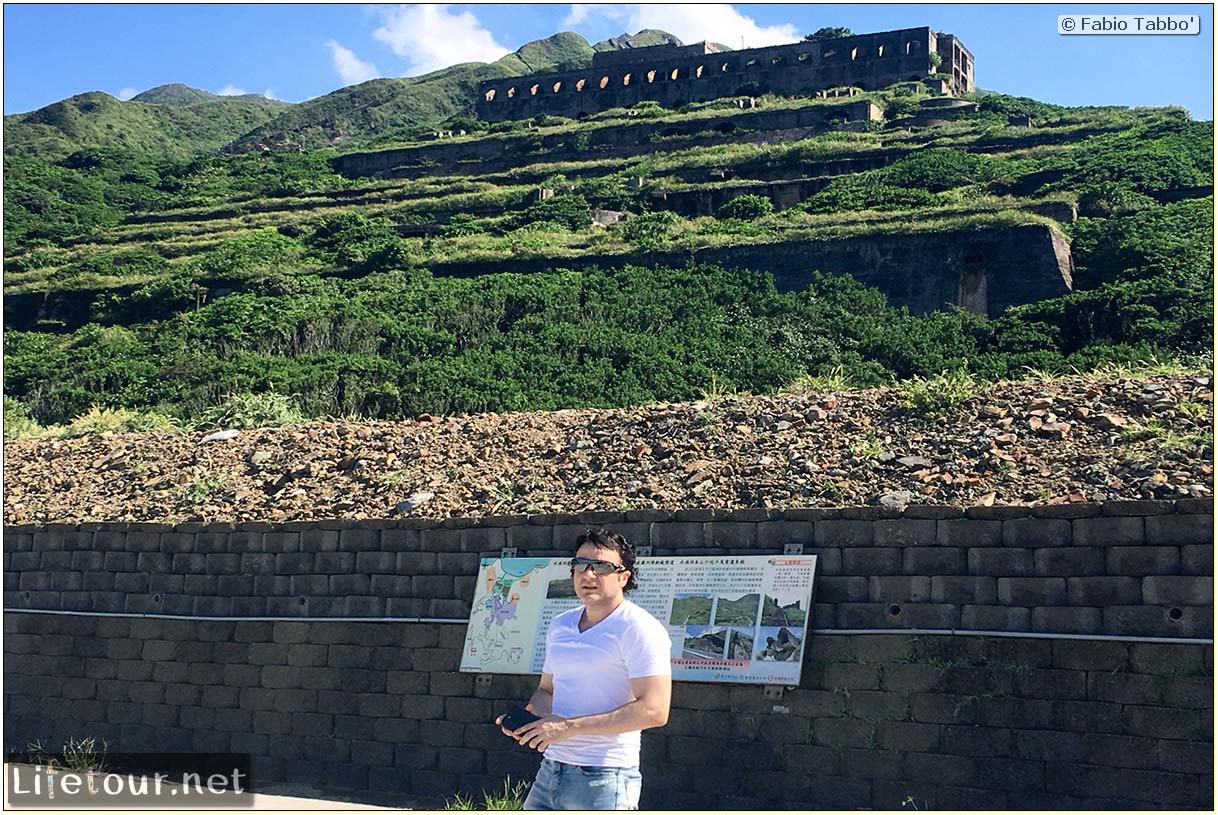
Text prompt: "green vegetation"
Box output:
[[2, 62, 1211, 435], [445, 777, 530, 810], [670, 596, 713, 625]]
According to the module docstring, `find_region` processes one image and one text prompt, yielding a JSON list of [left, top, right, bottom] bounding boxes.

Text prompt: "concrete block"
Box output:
[[873, 519, 937, 547], [1051, 640, 1131, 671], [649, 522, 705, 548], [1145, 514, 1213, 546], [814, 520, 873, 547], [1067, 576, 1141, 605], [868, 576, 931, 602], [1182, 544, 1212, 575], [997, 577, 1066, 606], [1104, 605, 1211, 638], [960, 605, 1030, 631], [1142, 576, 1213, 605], [1031, 607, 1101, 634], [1003, 518, 1071, 547], [756, 521, 816, 549], [967, 548, 1034, 576], [299, 529, 339, 551], [931, 576, 997, 604], [1106, 546, 1182, 575], [330, 574, 371, 594], [1083, 733, 1162, 770], [816, 576, 868, 602], [1034, 546, 1105, 576], [1128, 643, 1206, 676], [1013, 668, 1087, 700], [938, 519, 1000, 547], [1074, 516, 1144, 547], [841, 548, 901, 575], [1087, 671, 1158, 705], [904, 547, 966, 574]]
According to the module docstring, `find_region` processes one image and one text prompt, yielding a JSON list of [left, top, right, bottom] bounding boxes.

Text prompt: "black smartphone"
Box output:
[[499, 705, 541, 732]]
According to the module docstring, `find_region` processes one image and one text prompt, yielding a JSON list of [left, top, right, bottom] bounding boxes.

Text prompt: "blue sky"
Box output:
[[3, 3, 1213, 118]]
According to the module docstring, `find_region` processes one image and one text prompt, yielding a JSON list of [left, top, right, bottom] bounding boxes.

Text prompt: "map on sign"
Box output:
[[465, 558, 552, 669], [460, 555, 818, 685]]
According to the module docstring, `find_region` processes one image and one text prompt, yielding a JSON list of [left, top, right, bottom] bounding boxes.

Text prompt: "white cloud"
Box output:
[[372, 4, 510, 76], [217, 84, 248, 96], [565, 3, 800, 49], [116, 87, 139, 101], [262, 88, 280, 101], [326, 39, 381, 85]]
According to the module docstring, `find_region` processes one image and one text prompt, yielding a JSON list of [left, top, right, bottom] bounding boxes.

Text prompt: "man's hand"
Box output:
[[506, 714, 572, 752]]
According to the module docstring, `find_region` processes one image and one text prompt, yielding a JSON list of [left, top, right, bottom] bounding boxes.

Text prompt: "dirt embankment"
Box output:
[[4, 374, 1212, 526]]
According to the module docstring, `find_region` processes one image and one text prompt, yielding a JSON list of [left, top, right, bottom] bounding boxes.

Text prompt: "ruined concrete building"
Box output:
[[476, 27, 974, 122]]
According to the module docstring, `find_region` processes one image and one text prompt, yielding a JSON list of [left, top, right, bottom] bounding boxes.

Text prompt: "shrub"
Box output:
[[3, 396, 44, 441], [715, 194, 774, 220], [620, 211, 681, 248], [59, 404, 181, 437], [194, 392, 305, 430], [897, 370, 980, 419], [511, 193, 590, 232]]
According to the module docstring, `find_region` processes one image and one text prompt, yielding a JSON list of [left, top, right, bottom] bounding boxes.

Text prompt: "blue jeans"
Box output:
[[523, 757, 643, 810]]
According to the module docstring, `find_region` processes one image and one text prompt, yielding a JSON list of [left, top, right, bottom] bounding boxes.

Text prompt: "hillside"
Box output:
[[226, 32, 605, 153], [3, 372, 1211, 525], [1, 28, 1212, 444], [3, 90, 289, 161]]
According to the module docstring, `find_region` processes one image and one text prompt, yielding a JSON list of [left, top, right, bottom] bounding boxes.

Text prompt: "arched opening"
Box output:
[[575, 78, 586, 92], [599, 75, 609, 89], [552, 81, 562, 93], [721, 62, 730, 72], [745, 58, 759, 68], [646, 69, 657, 83], [623, 73, 632, 86], [670, 67, 680, 80], [771, 56, 785, 66], [878, 45, 885, 57], [905, 41, 918, 54], [822, 50, 836, 59], [798, 52, 811, 62], [529, 84, 539, 96], [484, 88, 496, 101], [850, 47, 858, 60], [507, 86, 516, 98], [695, 65, 704, 78]]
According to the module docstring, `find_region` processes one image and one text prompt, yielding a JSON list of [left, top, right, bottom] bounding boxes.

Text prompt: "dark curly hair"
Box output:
[[573, 527, 638, 592]]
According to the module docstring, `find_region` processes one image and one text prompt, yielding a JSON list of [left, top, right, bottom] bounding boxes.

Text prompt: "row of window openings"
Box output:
[[486, 41, 930, 101]]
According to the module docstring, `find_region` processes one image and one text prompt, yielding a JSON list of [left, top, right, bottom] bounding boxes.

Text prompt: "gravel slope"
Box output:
[[4, 374, 1212, 525]]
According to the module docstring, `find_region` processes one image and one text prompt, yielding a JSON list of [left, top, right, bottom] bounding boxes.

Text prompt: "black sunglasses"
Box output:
[[570, 557, 628, 576]]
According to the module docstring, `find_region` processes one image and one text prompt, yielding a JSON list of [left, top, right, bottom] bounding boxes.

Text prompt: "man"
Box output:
[[497, 528, 672, 810]]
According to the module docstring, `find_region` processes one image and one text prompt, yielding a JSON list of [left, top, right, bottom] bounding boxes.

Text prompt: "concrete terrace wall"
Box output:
[[4, 499, 1213, 809], [423, 223, 1075, 318], [331, 101, 882, 181]]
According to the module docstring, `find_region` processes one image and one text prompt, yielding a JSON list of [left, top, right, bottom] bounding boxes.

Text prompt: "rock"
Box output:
[[897, 456, 932, 470], [775, 421, 792, 432], [976, 492, 997, 507], [249, 450, 273, 465], [394, 491, 435, 514], [1028, 398, 1054, 411], [337, 456, 360, 470], [803, 407, 828, 422], [200, 429, 239, 444], [878, 490, 912, 509], [979, 405, 1006, 419], [877, 452, 896, 463], [1096, 413, 1128, 430]]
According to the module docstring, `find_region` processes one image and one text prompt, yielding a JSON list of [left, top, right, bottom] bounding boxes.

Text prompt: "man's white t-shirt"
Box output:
[[541, 599, 673, 768]]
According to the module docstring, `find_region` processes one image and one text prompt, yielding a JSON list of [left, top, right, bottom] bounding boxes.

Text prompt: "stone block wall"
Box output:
[[475, 27, 968, 122], [4, 499, 1213, 808]]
